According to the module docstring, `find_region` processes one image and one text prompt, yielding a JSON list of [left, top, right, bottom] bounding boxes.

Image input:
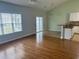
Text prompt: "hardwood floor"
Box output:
[[0, 32, 79, 59], [44, 31, 60, 38]]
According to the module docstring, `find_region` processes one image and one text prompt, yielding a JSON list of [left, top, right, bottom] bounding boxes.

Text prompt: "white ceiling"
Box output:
[[1, 0, 69, 11]]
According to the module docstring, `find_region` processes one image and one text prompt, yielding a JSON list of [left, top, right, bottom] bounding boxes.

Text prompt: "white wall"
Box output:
[[0, 2, 46, 44]]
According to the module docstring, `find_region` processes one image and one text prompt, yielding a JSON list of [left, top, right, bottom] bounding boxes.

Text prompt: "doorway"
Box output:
[[36, 16, 43, 32], [36, 16, 43, 45]]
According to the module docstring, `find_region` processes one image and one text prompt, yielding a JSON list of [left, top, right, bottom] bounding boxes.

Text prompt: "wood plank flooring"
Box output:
[[0, 33, 79, 59]]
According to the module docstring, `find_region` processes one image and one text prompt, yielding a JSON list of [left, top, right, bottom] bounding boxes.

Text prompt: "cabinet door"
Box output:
[[64, 28, 72, 39]]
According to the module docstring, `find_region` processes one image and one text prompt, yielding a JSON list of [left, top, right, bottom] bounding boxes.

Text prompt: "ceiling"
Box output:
[[1, 0, 69, 11]]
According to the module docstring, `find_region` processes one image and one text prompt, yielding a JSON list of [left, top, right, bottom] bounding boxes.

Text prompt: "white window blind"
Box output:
[[0, 13, 22, 35]]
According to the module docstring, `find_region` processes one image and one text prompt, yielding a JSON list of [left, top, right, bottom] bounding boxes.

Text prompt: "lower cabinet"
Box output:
[[64, 28, 73, 39]]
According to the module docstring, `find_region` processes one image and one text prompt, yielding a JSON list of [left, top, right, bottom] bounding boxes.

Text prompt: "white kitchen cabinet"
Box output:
[[64, 28, 72, 39]]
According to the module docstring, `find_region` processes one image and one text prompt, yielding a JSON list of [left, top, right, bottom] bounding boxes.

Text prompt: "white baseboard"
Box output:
[[0, 32, 35, 44]]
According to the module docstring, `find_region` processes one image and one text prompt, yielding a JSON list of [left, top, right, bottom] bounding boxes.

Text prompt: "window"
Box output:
[[0, 13, 22, 35]]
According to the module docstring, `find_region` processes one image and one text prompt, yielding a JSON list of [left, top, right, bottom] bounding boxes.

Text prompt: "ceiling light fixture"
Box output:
[[29, 0, 38, 4], [31, 0, 37, 2]]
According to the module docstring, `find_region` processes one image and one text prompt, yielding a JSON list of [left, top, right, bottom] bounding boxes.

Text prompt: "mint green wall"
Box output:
[[48, 0, 79, 31]]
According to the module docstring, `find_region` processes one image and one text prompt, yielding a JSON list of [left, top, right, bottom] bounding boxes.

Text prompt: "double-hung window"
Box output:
[[0, 13, 22, 35]]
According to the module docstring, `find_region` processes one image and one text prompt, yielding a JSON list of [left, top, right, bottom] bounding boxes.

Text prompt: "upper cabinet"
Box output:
[[69, 12, 79, 21]]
